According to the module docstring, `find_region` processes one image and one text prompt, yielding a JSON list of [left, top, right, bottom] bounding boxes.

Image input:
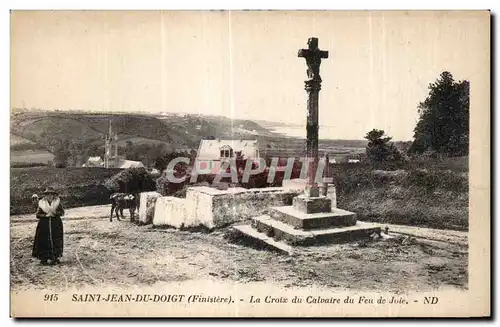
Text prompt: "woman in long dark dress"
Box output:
[[32, 187, 65, 265]]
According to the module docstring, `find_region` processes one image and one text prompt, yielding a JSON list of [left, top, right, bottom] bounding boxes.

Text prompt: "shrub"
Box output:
[[103, 167, 156, 194], [364, 129, 407, 167], [155, 174, 188, 196]]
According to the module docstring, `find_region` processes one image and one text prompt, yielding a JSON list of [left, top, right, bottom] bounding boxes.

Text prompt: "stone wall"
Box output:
[[210, 187, 298, 228], [151, 186, 301, 230], [138, 191, 162, 225], [153, 196, 186, 228]]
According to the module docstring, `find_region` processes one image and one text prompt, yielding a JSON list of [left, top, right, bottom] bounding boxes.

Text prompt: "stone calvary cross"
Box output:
[[298, 37, 328, 198], [229, 38, 381, 252]]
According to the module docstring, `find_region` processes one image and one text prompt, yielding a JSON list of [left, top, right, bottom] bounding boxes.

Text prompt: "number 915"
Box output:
[[44, 294, 59, 301]]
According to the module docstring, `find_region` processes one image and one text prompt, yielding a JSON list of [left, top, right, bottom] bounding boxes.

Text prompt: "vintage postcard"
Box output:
[[9, 10, 490, 318]]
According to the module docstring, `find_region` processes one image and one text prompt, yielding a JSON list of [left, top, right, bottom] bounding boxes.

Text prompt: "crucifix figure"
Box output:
[[298, 37, 329, 198], [298, 37, 329, 82]]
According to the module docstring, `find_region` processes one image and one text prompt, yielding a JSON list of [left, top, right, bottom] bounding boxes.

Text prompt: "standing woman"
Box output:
[[32, 187, 65, 265]]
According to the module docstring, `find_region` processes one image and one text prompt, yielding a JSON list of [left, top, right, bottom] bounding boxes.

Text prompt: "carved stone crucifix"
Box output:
[[298, 37, 328, 198], [298, 37, 329, 82]]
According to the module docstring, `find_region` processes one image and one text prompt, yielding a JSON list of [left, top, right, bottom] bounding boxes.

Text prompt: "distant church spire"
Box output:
[[104, 119, 119, 168]]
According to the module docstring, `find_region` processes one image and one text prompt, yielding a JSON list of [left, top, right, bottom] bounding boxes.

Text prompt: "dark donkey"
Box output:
[[109, 193, 140, 222]]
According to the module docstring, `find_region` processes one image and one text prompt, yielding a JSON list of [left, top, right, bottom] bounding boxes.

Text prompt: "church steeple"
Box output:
[[104, 120, 119, 168]]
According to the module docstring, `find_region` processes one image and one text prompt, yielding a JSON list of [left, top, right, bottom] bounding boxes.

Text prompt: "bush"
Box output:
[[103, 167, 156, 194], [155, 174, 188, 196], [364, 129, 407, 166]]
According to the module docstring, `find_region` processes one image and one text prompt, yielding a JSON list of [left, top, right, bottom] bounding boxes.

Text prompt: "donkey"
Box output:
[[109, 193, 140, 222]]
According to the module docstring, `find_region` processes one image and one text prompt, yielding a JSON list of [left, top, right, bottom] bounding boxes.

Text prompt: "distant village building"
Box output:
[[102, 120, 145, 169], [148, 168, 161, 175], [195, 139, 260, 174], [82, 156, 104, 167], [81, 156, 144, 169], [117, 159, 145, 169]]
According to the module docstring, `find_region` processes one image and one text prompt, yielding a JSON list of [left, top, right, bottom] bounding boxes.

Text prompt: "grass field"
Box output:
[[10, 133, 54, 167], [331, 160, 468, 231], [10, 134, 40, 147], [11, 150, 54, 166], [10, 167, 123, 215], [261, 139, 365, 163]]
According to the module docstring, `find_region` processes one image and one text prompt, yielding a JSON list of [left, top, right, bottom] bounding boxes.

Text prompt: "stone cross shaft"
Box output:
[[298, 37, 328, 198]]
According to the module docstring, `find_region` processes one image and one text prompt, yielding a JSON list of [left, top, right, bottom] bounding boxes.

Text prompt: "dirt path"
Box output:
[[11, 211, 468, 293], [11, 205, 111, 222]]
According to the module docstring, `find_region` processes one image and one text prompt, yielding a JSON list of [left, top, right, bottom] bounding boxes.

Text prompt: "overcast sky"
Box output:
[[11, 10, 488, 140]]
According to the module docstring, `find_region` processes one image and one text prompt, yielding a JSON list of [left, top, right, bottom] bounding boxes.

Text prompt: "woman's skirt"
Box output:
[[32, 216, 64, 261]]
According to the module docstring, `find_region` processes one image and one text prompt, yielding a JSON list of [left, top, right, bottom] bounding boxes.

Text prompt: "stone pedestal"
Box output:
[[282, 178, 337, 208], [304, 185, 320, 198], [232, 193, 380, 255], [293, 195, 331, 214]]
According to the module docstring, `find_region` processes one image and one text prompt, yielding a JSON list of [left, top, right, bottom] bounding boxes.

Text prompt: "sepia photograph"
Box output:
[[9, 9, 490, 317]]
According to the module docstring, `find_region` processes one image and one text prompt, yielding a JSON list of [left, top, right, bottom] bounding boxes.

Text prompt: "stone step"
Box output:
[[230, 224, 294, 255], [252, 215, 381, 246], [270, 205, 357, 230]]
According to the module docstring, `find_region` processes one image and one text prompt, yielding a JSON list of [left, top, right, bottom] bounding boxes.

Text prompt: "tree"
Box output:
[[410, 71, 469, 156], [365, 129, 404, 163], [154, 150, 188, 172], [53, 144, 70, 167], [86, 144, 100, 157], [67, 140, 85, 166]]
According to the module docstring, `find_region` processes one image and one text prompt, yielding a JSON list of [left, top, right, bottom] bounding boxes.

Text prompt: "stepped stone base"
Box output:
[[251, 215, 380, 245], [231, 191, 380, 254], [231, 225, 295, 255], [271, 206, 356, 230], [231, 219, 380, 253]]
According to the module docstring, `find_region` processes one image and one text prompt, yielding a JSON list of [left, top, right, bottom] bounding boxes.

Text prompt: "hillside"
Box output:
[[10, 109, 279, 154], [10, 110, 189, 150], [10, 109, 369, 165]]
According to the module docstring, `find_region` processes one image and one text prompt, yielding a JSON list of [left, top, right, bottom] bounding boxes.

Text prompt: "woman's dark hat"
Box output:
[[42, 187, 58, 195]]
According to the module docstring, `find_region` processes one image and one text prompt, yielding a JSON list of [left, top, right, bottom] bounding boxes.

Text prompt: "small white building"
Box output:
[[82, 156, 104, 167], [195, 139, 260, 174], [117, 159, 145, 169], [150, 168, 161, 175]]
